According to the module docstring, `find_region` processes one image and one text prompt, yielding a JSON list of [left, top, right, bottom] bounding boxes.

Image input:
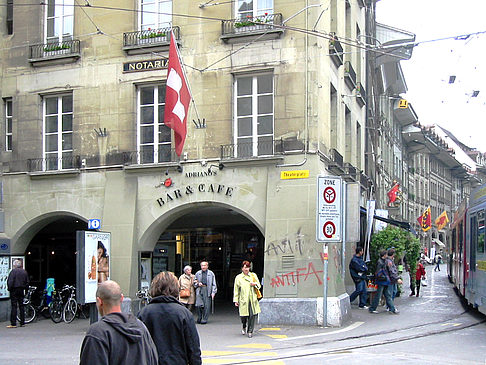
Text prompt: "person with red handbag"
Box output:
[[179, 266, 195, 311]]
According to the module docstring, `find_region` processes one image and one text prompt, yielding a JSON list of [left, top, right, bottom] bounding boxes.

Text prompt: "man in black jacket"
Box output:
[[7, 259, 29, 328], [349, 247, 368, 309], [80, 280, 158, 365]]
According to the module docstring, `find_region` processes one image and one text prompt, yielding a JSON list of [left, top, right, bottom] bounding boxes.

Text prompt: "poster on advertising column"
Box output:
[[76, 231, 111, 304]]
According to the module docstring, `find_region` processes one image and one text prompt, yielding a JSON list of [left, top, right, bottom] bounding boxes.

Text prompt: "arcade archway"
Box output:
[[139, 205, 264, 301]]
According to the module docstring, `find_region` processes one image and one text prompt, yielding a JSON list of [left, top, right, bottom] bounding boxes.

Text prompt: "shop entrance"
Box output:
[[140, 206, 264, 302]]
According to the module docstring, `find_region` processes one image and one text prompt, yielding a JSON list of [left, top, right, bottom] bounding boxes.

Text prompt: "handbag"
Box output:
[[421, 276, 428, 286], [251, 273, 262, 300], [179, 288, 191, 298]]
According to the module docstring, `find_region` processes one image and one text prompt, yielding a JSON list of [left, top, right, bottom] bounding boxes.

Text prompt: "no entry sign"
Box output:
[[317, 176, 342, 242]]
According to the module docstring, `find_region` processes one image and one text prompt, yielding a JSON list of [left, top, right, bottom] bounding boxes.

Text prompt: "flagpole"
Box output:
[[170, 29, 202, 122]]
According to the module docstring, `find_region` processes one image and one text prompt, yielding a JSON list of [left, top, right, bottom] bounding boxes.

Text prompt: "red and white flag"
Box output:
[[164, 30, 191, 156]]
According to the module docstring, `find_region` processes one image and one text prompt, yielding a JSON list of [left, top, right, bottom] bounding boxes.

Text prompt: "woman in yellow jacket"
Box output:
[[233, 260, 261, 338]]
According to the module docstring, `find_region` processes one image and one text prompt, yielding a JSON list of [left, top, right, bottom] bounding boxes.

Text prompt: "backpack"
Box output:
[[375, 260, 388, 281]]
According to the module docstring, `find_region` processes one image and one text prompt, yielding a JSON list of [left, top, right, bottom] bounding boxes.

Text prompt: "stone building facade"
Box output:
[[0, 0, 370, 325]]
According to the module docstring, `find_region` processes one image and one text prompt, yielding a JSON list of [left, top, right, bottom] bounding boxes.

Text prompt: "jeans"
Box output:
[[10, 288, 25, 326], [369, 284, 395, 313], [435, 263, 440, 271], [349, 279, 368, 307]]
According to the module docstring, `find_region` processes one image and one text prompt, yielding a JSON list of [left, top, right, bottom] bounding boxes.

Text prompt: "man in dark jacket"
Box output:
[[349, 247, 368, 309], [138, 271, 202, 365], [369, 249, 394, 314], [80, 280, 158, 365], [384, 248, 402, 314], [7, 259, 29, 328]]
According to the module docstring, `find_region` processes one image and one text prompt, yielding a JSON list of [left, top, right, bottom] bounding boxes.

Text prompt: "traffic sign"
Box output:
[[317, 176, 342, 242], [88, 219, 101, 230]]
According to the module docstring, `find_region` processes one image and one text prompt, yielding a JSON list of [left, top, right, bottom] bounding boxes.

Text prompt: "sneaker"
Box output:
[[369, 310, 379, 314], [416, 294, 419, 297], [248, 332, 253, 338], [6, 325, 16, 328], [241, 329, 246, 335], [390, 309, 400, 314], [358, 306, 369, 309], [409, 293, 415, 297]]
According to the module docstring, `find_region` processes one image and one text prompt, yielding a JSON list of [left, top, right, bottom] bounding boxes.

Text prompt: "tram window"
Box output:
[[478, 210, 485, 253], [471, 215, 478, 270], [452, 228, 456, 253]]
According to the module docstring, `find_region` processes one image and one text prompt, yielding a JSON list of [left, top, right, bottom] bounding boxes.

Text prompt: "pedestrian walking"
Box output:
[[179, 265, 196, 311], [194, 260, 217, 324], [80, 280, 158, 365], [384, 248, 402, 313], [349, 247, 368, 309], [369, 250, 395, 314], [410, 259, 426, 297], [7, 259, 29, 328], [138, 271, 202, 365], [434, 252, 442, 271], [233, 260, 261, 338]]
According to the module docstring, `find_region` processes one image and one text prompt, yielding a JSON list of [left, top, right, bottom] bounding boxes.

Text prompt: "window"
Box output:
[[236, 0, 273, 19], [234, 74, 274, 158], [43, 94, 73, 170], [140, 0, 172, 31], [137, 85, 171, 164], [478, 210, 485, 254], [7, 0, 13, 35], [5, 99, 12, 152], [46, 0, 74, 43]]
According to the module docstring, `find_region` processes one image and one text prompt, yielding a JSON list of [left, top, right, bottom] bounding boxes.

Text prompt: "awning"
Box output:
[[432, 238, 445, 247], [360, 206, 417, 235]]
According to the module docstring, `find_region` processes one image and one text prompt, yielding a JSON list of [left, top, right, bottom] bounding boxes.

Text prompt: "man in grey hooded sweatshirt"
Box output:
[[80, 280, 158, 365]]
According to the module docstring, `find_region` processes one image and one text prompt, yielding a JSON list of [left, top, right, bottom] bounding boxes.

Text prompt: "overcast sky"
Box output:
[[376, 0, 486, 153]]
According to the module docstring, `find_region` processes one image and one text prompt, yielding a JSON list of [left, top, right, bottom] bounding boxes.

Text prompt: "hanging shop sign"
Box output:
[[76, 231, 111, 304], [123, 59, 168, 73]]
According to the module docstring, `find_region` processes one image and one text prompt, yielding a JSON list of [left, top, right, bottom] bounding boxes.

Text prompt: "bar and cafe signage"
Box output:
[[123, 59, 168, 73]]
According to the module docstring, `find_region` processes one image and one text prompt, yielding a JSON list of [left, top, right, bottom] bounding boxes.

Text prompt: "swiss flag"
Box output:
[[164, 30, 192, 156]]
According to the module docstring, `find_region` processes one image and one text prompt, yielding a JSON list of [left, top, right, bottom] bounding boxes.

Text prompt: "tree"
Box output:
[[369, 225, 421, 281]]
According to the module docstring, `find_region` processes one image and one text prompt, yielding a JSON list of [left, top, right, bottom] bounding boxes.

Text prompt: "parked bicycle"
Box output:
[[136, 288, 151, 313], [49, 286, 65, 323], [62, 285, 89, 323], [17, 286, 58, 324]]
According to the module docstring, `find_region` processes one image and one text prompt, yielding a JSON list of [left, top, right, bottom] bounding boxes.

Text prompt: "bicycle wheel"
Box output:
[[17, 304, 36, 324], [49, 300, 63, 323], [63, 298, 77, 323]]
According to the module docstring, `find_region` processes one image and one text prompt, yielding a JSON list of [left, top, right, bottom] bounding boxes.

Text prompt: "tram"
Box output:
[[448, 182, 486, 315]]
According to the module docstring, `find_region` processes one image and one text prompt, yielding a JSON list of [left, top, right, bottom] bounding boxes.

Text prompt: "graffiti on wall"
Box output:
[[269, 261, 324, 288], [264, 228, 304, 256]]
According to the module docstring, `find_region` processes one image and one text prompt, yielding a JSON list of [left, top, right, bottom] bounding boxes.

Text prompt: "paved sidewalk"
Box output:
[[0, 264, 459, 364]]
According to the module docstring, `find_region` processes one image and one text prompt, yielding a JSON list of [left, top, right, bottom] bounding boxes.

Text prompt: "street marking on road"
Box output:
[[265, 334, 288, 339], [230, 343, 273, 349], [202, 351, 243, 356], [241, 352, 278, 356], [260, 327, 281, 331], [277, 321, 364, 341]]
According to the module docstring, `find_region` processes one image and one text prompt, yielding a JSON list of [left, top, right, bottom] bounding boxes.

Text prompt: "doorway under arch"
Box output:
[[139, 205, 264, 301]]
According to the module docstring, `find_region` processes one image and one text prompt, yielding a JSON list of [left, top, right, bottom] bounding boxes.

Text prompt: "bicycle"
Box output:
[[63, 285, 90, 323], [49, 287, 65, 323], [136, 288, 151, 313], [17, 286, 53, 324]]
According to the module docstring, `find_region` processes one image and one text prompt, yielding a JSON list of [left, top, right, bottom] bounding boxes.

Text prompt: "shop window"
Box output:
[[5, 99, 12, 152], [234, 74, 274, 158], [140, 0, 172, 30], [45, 0, 74, 43], [137, 84, 172, 164], [43, 94, 73, 171]]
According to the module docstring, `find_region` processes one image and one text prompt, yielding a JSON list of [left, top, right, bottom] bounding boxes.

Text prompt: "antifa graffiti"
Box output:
[[269, 262, 323, 288], [264, 228, 305, 256]]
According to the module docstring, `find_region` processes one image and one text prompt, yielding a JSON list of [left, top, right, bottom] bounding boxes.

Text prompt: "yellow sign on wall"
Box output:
[[280, 170, 310, 180]]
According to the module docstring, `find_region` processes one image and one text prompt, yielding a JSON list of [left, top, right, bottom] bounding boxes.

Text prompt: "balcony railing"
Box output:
[[221, 139, 293, 160], [29, 39, 80, 62], [329, 33, 344, 67], [221, 13, 283, 41], [17, 150, 179, 173], [123, 26, 180, 50]]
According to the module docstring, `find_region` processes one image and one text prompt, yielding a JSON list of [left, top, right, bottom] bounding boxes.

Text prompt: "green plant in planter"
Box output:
[[140, 31, 166, 40], [369, 225, 421, 282], [44, 44, 71, 52]]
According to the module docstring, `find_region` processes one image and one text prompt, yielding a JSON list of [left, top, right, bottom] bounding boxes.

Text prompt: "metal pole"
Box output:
[[323, 244, 328, 327], [342, 180, 346, 279]]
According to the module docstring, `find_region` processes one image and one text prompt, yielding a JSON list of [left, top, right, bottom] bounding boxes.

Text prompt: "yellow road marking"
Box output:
[[246, 361, 285, 365], [265, 334, 288, 339], [241, 352, 278, 357], [202, 351, 243, 356], [230, 343, 273, 349], [259, 327, 281, 331], [203, 360, 283, 365]]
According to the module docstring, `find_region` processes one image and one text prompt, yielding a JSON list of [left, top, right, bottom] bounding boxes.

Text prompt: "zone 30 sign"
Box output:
[[317, 176, 342, 242]]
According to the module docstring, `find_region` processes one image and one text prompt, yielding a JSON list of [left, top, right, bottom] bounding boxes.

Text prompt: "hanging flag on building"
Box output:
[[387, 180, 401, 207], [435, 210, 450, 231], [164, 30, 192, 156], [417, 206, 432, 232]]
